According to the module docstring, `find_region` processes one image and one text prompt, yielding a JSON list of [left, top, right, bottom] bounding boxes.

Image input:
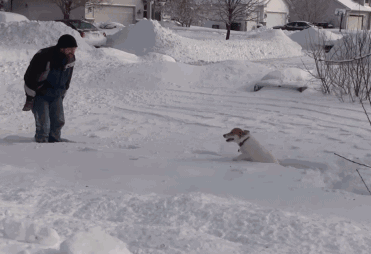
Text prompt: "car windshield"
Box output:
[[70, 21, 98, 30]]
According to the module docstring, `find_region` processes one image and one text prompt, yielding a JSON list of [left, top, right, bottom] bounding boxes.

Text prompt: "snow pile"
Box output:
[[255, 68, 310, 88], [107, 19, 157, 56], [59, 227, 131, 254], [0, 11, 29, 22], [2, 218, 60, 246], [109, 19, 303, 63], [327, 32, 371, 62], [96, 21, 125, 30], [159, 20, 182, 29], [3, 15, 371, 254], [142, 52, 176, 62], [0, 21, 92, 62], [95, 21, 125, 36], [289, 27, 343, 50], [98, 47, 141, 63]]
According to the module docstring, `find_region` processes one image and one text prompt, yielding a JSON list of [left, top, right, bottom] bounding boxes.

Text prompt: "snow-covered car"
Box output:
[[98, 22, 125, 30], [55, 19, 107, 47], [0, 11, 29, 22], [96, 21, 125, 36]]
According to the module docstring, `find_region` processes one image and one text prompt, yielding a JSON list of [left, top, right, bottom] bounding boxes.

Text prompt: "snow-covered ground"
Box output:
[[1, 17, 371, 254]]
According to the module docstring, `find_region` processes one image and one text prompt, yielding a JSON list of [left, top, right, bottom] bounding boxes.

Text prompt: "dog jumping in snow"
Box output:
[[223, 128, 279, 164]]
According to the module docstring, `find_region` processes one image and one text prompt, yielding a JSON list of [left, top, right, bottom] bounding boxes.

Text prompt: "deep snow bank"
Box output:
[[0, 11, 29, 22], [289, 27, 343, 50], [0, 21, 93, 62], [109, 19, 303, 63], [326, 32, 371, 62], [255, 68, 311, 91]]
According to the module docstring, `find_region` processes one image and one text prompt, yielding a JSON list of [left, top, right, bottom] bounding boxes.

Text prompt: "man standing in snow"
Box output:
[[23, 34, 77, 143]]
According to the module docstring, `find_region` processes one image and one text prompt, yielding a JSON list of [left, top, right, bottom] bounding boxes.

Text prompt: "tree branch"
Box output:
[[334, 153, 371, 168]]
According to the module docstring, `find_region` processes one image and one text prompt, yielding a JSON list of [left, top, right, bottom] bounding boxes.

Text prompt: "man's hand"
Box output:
[[22, 96, 35, 111]]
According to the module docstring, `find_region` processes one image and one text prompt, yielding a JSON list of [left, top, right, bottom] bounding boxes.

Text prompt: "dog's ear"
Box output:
[[243, 130, 250, 135]]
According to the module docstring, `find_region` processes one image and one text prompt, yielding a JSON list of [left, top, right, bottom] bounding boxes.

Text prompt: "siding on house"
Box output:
[[265, 0, 289, 27], [289, 0, 371, 30], [85, 0, 156, 25]]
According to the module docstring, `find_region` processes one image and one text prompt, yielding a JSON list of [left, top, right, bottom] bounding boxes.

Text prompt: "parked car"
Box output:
[[55, 19, 107, 47], [98, 21, 125, 30], [273, 21, 316, 31], [272, 25, 286, 30], [313, 22, 334, 29]]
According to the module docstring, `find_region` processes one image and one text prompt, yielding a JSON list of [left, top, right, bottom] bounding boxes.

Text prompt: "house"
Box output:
[[288, 0, 371, 30], [4, 0, 85, 20], [203, 0, 290, 31], [327, 0, 371, 30], [5, 0, 159, 26], [86, 0, 165, 25]]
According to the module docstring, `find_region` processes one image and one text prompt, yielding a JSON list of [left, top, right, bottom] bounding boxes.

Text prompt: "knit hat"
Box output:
[[56, 34, 78, 48]]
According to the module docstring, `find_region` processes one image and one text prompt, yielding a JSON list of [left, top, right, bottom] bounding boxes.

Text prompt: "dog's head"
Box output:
[[223, 128, 250, 143]]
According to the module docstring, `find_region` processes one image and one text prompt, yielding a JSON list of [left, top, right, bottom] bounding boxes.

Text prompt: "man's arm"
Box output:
[[64, 67, 74, 91], [24, 52, 48, 93]]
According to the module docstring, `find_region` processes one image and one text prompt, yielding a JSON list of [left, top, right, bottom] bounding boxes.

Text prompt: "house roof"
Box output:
[[336, 0, 371, 12]]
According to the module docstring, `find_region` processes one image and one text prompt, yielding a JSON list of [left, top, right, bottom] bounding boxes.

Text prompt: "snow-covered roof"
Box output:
[[336, 0, 371, 12], [0, 11, 29, 22]]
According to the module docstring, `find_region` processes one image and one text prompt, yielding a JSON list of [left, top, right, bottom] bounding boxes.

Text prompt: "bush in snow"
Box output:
[[306, 30, 371, 126]]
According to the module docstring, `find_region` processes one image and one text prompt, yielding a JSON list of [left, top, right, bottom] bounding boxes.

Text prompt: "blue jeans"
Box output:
[[32, 95, 65, 142]]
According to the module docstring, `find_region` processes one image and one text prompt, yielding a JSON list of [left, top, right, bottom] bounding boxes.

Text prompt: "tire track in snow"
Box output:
[[113, 106, 223, 129], [156, 89, 371, 133], [165, 88, 365, 115]]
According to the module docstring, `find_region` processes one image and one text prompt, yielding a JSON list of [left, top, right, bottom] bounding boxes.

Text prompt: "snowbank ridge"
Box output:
[[0, 21, 92, 51], [110, 19, 303, 63]]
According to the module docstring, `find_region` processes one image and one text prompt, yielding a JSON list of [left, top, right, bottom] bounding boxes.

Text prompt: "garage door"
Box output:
[[347, 15, 363, 30], [92, 5, 135, 26], [266, 12, 286, 28]]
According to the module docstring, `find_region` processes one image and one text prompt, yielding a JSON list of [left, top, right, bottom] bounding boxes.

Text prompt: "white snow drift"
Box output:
[[108, 19, 303, 63], [289, 27, 343, 50], [1, 17, 371, 254]]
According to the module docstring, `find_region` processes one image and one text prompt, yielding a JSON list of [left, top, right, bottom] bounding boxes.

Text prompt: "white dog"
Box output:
[[223, 128, 279, 164]]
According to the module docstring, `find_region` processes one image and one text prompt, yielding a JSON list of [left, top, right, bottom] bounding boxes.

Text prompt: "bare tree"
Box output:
[[288, 0, 330, 23], [205, 0, 264, 40], [305, 30, 371, 126], [50, 0, 110, 19], [162, 0, 206, 27]]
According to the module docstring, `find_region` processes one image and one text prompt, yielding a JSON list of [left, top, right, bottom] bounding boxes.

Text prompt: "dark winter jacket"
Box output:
[[24, 46, 75, 97]]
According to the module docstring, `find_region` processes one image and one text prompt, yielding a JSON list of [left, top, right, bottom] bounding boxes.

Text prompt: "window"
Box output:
[[143, 3, 147, 18], [79, 21, 97, 30], [212, 25, 219, 29], [70, 21, 97, 30], [231, 22, 241, 31]]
